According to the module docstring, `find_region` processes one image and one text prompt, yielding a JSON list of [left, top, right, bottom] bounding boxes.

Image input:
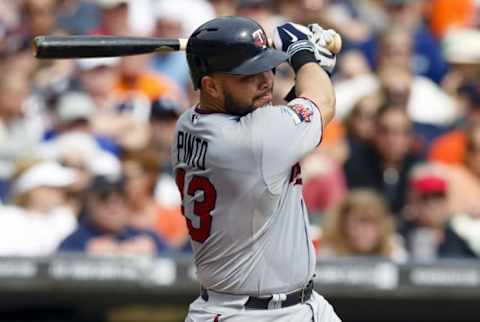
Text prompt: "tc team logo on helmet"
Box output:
[[252, 29, 267, 48]]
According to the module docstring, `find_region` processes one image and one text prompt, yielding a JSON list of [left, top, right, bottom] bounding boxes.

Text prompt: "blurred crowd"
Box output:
[[0, 0, 479, 263]]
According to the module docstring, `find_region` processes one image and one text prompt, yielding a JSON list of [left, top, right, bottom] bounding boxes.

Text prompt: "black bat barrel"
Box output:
[[33, 36, 181, 59]]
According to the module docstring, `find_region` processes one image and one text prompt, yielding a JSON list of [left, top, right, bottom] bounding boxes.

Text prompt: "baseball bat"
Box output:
[[33, 33, 342, 59]]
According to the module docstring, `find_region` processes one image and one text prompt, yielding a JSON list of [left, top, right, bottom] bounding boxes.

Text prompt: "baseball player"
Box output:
[[172, 16, 341, 322]]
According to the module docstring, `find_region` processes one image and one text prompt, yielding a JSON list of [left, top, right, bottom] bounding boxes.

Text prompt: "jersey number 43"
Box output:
[[175, 169, 217, 243]]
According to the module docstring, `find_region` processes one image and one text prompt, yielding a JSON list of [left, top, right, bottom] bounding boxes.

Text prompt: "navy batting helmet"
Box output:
[[186, 16, 288, 90]]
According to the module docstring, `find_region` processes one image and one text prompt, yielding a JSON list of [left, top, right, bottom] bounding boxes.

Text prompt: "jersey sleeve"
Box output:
[[244, 98, 324, 194]]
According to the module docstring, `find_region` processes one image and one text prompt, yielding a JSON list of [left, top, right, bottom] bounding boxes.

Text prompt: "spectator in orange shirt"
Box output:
[[116, 54, 184, 103], [429, 83, 480, 165], [447, 124, 480, 216], [428, 0, 476, 39]]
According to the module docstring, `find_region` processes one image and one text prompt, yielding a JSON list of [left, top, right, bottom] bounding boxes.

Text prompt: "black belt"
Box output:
[[200, 280, 313, 310]]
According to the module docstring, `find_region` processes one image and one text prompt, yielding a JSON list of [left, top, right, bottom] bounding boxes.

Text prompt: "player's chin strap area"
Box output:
[[200, 279, 314, 310]]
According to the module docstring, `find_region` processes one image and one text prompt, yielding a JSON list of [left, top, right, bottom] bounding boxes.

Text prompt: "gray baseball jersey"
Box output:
[[171, 98, 323, 296]]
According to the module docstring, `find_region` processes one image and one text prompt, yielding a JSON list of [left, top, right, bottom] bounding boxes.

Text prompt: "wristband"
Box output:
[[290, 50, 317, 73]]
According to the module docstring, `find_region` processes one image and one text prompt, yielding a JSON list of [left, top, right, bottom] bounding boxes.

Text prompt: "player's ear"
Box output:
[[202, 75, 222, 98]]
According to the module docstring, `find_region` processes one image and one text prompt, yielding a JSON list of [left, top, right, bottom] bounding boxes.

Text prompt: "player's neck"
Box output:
[[198, 92, 226, 114]]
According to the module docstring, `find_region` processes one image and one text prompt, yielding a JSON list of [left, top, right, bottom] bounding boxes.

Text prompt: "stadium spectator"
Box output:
[[311, 0, 378, 68], [36, 131, 122, 202], [143, 98, 189, 250], [429, 83, 480, 166], [377, 64, 456, 148], [89, 0, 131, 36], [116, 54, 184, 104], [121, 147, 189, 250], [381, 0, 448, 83], [43, 91, 120, 156], [75, 57, 149, 150], [236, 0, 281, 36], [334, 49, 457, 147], [0, 71, 45, 202], [210, 0, 237, 17], [58, 175, 169, 256], [344, 94, 383, 157], [121, 147, 159, 228], [148, 1, 192, 94], [302, 152, 347, 219], [0, 161, 78, 256], [344, 103, 422, 215], [446, 124, 480, 216], [318, 189, 407, 262], [149, 98, 183, 174], [400, 163, 478, 259], [20, 0, 59, 39], [440, 28, 480, 95], [55, 0, 101, 35]]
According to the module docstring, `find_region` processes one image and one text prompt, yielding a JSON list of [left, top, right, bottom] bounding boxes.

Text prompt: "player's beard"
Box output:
[[223, 92, 256, 117], [223, 89, 272, 117]]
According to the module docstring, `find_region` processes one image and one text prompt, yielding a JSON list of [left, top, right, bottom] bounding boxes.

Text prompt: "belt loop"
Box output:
[[268, 294, 287, 310]]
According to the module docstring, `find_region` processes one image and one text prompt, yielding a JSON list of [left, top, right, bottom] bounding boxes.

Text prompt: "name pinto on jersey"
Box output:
[[177, 131, 209, 170]]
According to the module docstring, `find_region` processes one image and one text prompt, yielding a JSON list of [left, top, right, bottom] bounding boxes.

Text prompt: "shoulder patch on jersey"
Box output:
[[289, 103, 313, 123], [284, 106, 302, 125]]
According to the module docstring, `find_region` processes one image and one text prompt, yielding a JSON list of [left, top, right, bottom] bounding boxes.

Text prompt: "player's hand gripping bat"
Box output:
[[32, 33, 342, 59]]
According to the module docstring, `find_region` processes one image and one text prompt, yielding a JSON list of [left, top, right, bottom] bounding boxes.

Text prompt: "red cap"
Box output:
[[410, 176, 447, 195]]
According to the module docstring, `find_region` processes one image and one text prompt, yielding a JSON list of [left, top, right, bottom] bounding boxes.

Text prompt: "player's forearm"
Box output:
[[295, 62, 336, 125]]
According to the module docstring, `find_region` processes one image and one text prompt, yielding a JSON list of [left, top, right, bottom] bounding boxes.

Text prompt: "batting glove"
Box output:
[[273, 22, 313, 53], [273, 22, 317, 73], [308, 24, 337, 75]]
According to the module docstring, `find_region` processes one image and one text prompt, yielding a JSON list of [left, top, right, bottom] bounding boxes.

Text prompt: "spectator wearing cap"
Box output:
[[149, 98, 184, 203], [58, 175, 169, 256], [429, 83, 480, 165], [0, 161, 78, 256], [42, 91, 120, 156], [149, 98, 183, 174], [89, 0, 131, 36], [399, 163, 478, 259], [37, 132, 122, 219]]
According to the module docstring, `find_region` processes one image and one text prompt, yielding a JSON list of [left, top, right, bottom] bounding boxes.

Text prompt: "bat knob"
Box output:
[[32, 36, 43, 58], [327, 33, 342, 54]]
